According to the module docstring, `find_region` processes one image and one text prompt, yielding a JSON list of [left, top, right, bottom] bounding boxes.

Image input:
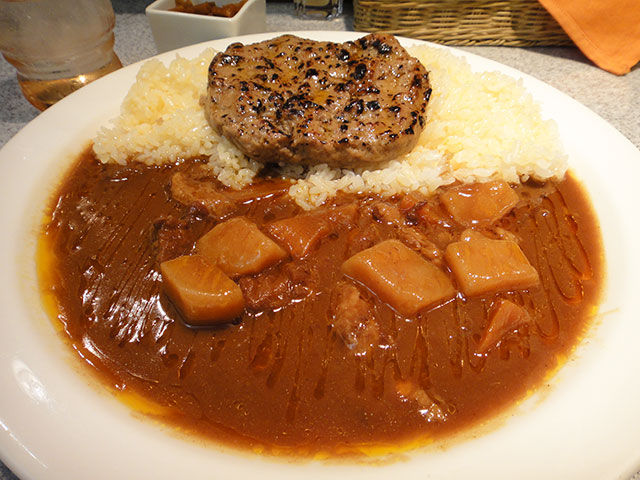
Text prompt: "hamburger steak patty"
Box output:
[[204, 34, 431, 168]]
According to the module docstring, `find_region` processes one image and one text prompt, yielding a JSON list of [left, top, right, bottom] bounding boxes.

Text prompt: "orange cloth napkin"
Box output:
[[537, 0, 640, 75]]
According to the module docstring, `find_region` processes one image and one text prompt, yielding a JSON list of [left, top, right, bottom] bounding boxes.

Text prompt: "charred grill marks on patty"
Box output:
[[204, 34, 431, 167]]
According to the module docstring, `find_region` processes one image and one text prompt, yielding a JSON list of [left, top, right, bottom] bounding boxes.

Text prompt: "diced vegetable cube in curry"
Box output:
[[160, 254, 244, 326], [445, 231, 539, 297], [440, 181, 519, 228], [342, 239, 455, 316], [476, 299, 531, 354], [196, 216, 288, 277], [267, 204, 357, 259]]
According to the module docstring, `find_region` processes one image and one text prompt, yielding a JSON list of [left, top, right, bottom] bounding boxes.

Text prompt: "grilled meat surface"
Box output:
[[204, 34, 431, 168]]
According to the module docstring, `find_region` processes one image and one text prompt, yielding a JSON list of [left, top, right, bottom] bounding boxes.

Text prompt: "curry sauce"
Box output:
[[39, 149, 604, 456]]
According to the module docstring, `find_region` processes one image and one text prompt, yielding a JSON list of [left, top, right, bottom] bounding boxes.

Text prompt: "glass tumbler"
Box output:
[[294, 0, 343, 19], [0, 0, 122, 111]]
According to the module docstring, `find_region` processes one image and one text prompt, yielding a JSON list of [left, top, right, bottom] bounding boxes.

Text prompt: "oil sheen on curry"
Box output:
[[39, 149, 603, 456]]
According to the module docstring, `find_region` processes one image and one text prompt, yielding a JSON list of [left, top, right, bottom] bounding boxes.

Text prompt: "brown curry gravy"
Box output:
[[39, 149, 604, 456]]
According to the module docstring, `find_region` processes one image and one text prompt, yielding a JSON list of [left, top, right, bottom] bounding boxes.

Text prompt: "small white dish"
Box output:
[[145, 0, 266, 53]]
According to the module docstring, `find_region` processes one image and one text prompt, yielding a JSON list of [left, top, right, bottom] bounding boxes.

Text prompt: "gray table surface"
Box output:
[[0, 1, 638, 479]]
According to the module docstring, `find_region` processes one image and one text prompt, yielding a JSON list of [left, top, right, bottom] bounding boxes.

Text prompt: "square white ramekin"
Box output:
[[146, 0, 266, 53]]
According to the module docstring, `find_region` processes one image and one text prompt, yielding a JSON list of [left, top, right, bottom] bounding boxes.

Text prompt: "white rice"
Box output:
[[93, 43, 567, 209]]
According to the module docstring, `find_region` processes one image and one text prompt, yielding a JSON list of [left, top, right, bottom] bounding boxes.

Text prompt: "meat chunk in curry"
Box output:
[[159, 254, 244, 325], [239, 262, 315, 311], [171, 166, 290, 220], [445, 230, 540, 297], [476, 299, 531, 354], [266, 204, 357, 259], [342, 239, 455, 316], [332, 282, 379, 354], [371, 201, 443, 263], [396, 380, 448, 424], [196, 216, 288, 277]]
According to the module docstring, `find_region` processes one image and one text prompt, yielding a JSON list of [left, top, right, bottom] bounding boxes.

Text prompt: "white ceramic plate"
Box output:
[[1, 32, 639, 480]]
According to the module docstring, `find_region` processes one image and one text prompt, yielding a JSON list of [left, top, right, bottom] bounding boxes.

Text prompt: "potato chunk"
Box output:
[[197, 217, 288, 278], [440, 181, 519, 228], [476, 299, 531, 354], [445, 232, 539, 297], [160, 254, 244, 326], [267, 204, 356, 259], [342, 239, 455, 316]]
